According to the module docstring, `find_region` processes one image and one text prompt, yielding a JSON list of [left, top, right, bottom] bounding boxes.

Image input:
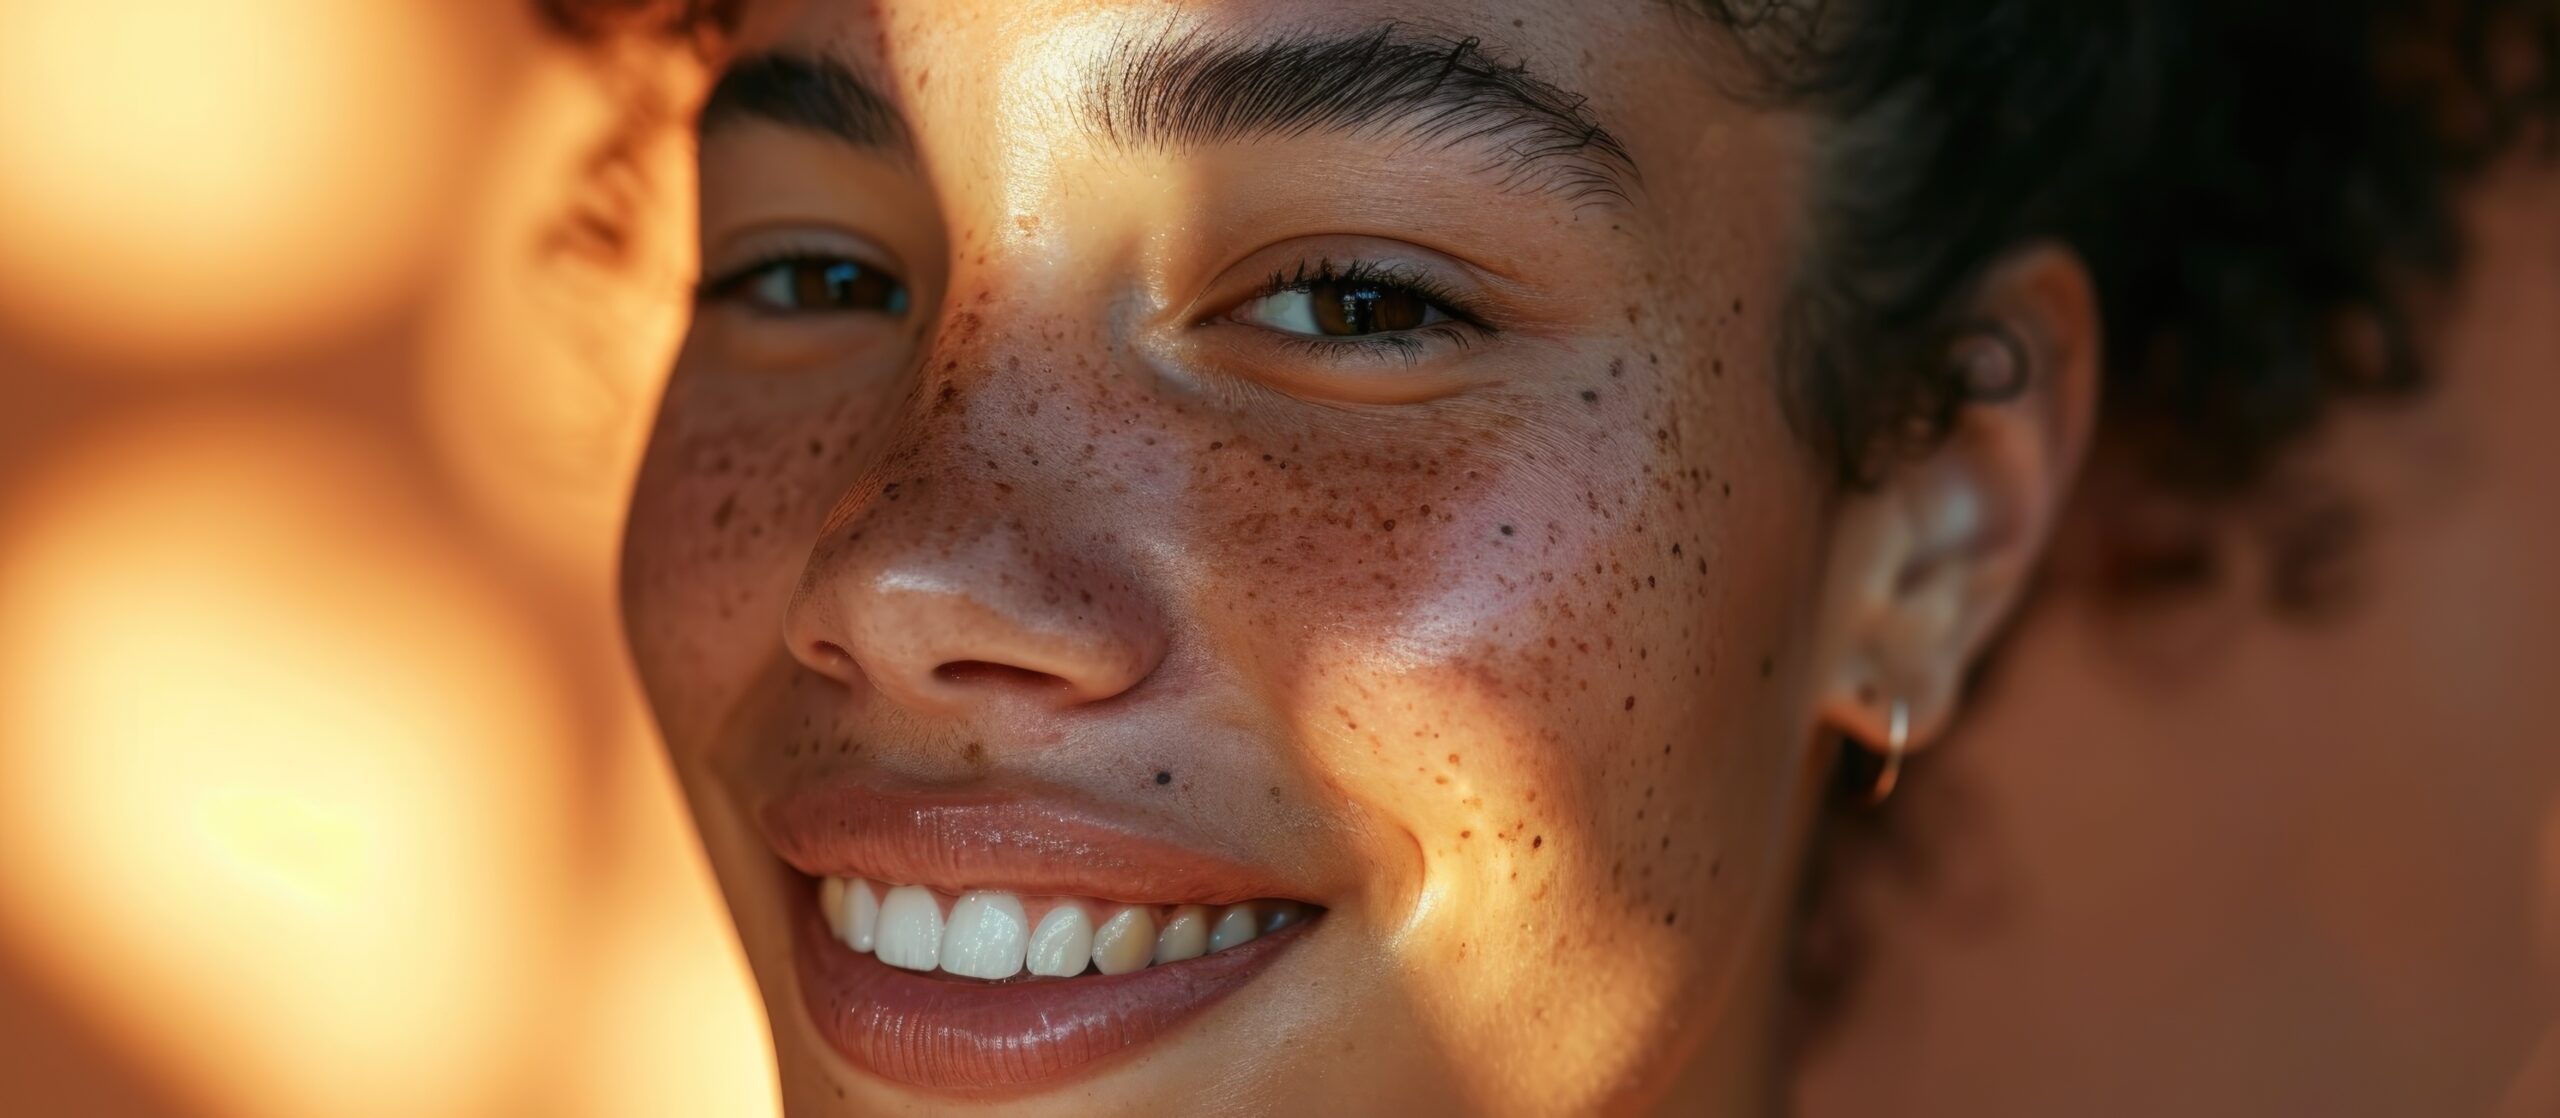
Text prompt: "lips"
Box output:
[[765, 785, 1323, 1095]]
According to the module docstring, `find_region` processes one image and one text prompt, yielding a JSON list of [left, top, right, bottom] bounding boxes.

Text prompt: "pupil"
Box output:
[[784, 260, 906, 313], [1311, 281, 1426, 336]]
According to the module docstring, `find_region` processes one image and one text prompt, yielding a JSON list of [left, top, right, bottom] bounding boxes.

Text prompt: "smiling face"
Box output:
[[619, 0, 2081, 1113]]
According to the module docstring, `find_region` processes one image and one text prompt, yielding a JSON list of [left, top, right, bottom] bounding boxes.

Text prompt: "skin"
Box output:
[[619, 1, 2097, 1112], [1802, 153, 2560, 1115]]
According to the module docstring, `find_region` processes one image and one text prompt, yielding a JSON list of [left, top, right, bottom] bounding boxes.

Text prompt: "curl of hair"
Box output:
[[1688, 0, 2558, 500]]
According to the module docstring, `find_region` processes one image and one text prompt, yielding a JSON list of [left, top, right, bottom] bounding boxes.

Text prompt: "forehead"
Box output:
[[741, 0, 1683, 122], [715, 0, 1759, 234]]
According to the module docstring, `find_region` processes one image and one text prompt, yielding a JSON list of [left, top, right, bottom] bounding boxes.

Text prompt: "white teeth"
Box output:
[[1153, 904, 1211, 964], [874, 885, 944, 972], [1026, 904, 1095, 978], [847, 879, 879, 952], [822, 878, 1315, 978], [821, 877, 879, 953], [1209, 904, 1260, 952], [1091, 906, 1157, 975], [941, 891, 1030, 980]]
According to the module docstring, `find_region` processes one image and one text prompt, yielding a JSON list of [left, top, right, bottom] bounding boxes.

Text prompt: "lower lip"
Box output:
[[792, 890, 1313, 1095]]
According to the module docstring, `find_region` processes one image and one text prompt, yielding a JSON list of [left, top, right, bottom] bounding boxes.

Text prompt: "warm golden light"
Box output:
[[0, 409, 574, 1118], [418, 49, 699, 577], [0, 0, 478, 369]]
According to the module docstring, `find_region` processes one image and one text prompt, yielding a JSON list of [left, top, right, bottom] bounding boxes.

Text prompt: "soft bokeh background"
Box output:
[[1, 2, 2553, 1116], [0, 2, 774, 1114]]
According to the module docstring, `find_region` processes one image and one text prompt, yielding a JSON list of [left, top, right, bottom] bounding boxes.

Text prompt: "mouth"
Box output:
[[767, 787, 1327, 1095]]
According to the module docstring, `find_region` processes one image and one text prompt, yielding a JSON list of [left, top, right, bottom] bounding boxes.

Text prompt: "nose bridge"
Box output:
[[783, 300, 1169, 721]]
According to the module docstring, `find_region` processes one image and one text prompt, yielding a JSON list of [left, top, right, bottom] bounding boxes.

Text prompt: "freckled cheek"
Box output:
[[619, 385, 893, 743]]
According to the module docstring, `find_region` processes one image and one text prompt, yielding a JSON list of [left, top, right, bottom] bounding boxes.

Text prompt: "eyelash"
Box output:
[[694, 248, 909, 314], [1242, 258, 1493, 361]]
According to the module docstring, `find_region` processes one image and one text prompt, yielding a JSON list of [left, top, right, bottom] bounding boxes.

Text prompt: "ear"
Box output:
[[1811, 244, 2101, 757]]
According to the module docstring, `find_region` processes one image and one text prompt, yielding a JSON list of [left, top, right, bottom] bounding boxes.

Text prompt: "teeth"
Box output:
[[1210, 904, 1259, 952], [818, 878, 1316, 979], [874, 885, 944, 972], [818, 877, 881, 952], [940, 891, 1029, 980], [1153, 904, 1211, 964], [1091, 906, 1157, 975], [1026, 904, 1095, 978], [847, 879, 879, 952]]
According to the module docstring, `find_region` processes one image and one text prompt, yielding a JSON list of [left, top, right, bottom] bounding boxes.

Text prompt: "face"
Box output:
[[622, 1, 1910, 1112]]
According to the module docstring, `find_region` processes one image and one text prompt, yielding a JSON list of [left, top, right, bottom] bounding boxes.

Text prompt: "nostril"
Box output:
[[933, 660, 1070, 693], [808, 639, 858, 672]]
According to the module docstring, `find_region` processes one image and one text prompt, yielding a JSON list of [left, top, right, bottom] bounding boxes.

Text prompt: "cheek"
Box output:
[[620, 361, 897, 747], [1195, 341, 1824, 1088]]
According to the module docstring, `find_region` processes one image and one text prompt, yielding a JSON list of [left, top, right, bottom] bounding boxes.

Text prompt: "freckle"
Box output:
[[1664, 910, 1677, 926], [1730, 298, 1743, 314], [711, 493, 737, 529], [1760, 656, 1774, 678], [1608, 358, 1624, 378], [1447, 753, 1460, 765], [1623, 695, 1635, 711], [1459, 830, 1472, 839], [1155, 770, 1172, 786], [1712, 358, 1724, 377], [1580, 389, 1599, 404], [1210, 441, 1223, 450], [807, 439, 823, 457], [1532, 835, 1543, 849]]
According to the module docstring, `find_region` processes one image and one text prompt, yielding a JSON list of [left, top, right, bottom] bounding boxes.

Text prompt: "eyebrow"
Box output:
[[1083, 23, 1639, 206], [699, 53, 912, 156]]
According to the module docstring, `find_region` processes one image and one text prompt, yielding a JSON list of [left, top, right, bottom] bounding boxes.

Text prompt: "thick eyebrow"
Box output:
[[699, 52, 912, 156], [1083, 23, 1639, 206]]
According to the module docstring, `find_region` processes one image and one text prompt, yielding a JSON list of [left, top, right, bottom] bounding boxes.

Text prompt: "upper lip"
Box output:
[[761, 781, 1304, 906]]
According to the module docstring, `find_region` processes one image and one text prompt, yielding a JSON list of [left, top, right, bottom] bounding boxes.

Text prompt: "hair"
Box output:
[[538, 0, 2558, 1054], [1701, 0, 2559, 1052], [1688, 0, 2556, 589]]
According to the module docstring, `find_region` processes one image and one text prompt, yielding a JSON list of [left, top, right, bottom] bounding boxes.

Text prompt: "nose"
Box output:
[[784, 485, 1168, 717]]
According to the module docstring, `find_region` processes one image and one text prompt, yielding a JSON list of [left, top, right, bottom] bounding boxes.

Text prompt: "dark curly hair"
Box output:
[[545, 0, 2553, 535], [542, 0, 2558, 1064], [1688, 0, 2553, 595]]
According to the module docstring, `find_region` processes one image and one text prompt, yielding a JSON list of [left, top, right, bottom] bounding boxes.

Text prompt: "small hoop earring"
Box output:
[[1865, 700, 1909, 806]]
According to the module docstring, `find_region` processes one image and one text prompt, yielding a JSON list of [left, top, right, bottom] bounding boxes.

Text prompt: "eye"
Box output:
[[1231, 263, 1463, 339], [700, 254, 911, 316]]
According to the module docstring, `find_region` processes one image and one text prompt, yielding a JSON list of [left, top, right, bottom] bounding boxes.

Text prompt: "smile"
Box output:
[[767, 787, 1326, 1095], [817, 876, 1316, 979]]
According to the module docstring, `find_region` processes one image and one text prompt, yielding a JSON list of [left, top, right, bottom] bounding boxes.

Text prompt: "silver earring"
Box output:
[[1865, 699, 1909, 806]]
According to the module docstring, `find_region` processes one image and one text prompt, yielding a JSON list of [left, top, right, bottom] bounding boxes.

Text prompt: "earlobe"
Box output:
[[1812, 244, 2101, 762]]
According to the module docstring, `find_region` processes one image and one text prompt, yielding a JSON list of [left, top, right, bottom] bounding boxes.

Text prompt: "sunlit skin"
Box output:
[[1804, 150, 2560, 1117], [620, 1, 2097, 1113]]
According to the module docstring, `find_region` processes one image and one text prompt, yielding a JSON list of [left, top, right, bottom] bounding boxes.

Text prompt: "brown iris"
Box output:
[[1309, 281, 1430, 336], [783, 259, 906, 312]]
